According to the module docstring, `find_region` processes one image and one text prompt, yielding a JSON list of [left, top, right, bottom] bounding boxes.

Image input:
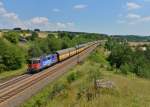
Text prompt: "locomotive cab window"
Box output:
[[28, 59, 40, 64], [33, 60, 40, 64]]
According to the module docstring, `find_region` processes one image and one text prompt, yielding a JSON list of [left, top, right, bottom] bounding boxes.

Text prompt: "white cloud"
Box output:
[[0, 2, 3, 7], [119, 13, 150, 25], [56, 22, 66, 28], [67, 22, 74, 27], [130, 15, 150, 23], [30, 17, 49, 25], [0, 1, 26, 28], [140, 16, 150, 22], [0, 7, 6, 14], [4, 13, 18, 20], [56, 22, 74, 28], [126, 13, 141, 19], [52, 8, 60, 12], [118, 2, 149, 25], [73, 4, 88, 10], [0, 1, 75, 31], [0, 2, 19, 21], [127, 2, 141, 10], [117, 20, 126, 24]]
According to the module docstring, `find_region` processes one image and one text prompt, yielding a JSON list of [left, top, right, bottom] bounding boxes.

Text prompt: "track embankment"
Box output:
[[0, 44, 98, 107]]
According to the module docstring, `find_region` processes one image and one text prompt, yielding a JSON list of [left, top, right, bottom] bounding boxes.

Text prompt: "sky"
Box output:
[[0, 0, 150, 35]]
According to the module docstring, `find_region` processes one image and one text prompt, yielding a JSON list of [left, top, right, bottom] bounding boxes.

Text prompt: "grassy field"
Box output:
[[0, 65, 27, 82], [22, 46, 150, 107]]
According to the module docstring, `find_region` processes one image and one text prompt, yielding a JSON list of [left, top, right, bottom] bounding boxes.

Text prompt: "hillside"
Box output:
[[112, 35, 150, 42], [22, 46, 150, 107]]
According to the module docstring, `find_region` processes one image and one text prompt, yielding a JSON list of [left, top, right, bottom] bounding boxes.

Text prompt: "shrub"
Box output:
[[87, 63, 101, 82], [0, 64, 6, 72], [53, 83, 66, 93], [47, 34, 55, 38], [136, 64, 150, 78], [47, 37, 62, 53], [4, 31, 20, 44], [50, 82, 67, 99], [120, 63, 131, 75], [67, 72, 77, 83], [0, 39, 25, 71], [31, 32, 38, 41], [106, 39, 150, 79]]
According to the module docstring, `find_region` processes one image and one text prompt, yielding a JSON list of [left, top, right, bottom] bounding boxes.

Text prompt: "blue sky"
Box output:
[[0, 0, 150, 35]]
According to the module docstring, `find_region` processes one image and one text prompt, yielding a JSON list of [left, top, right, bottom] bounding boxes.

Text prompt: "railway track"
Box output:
[[0, 43, 99, 107], [0, 74, 31, 90]]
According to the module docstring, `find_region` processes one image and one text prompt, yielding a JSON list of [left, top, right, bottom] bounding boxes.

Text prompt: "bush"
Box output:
[[135, 63, 150, 78], [48, 34, 55, 38], [50, 82, 67, 98], [28, 36, 63, 57], [31, 32, 38, 41], [47, 37, 62, 53], [0, 39, 25, 71], [28, 44, 43, 58], [4, 31, 20, 44], [120, 63, 131, 75], [107, 39, 150, 79], [67, 72, 77, 83], [90, 51, 101, 63], [87, 63, 101, 82], [61, 36, 72, 49], [89, 49, 108, 65], [0, 64, 6, 72]]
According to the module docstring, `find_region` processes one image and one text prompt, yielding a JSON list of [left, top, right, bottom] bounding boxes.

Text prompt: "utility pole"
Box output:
[[76, 35, 80, 64], [77, 43, 80, 64]]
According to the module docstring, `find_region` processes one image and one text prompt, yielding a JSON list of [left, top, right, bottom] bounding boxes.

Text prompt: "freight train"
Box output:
[[28, 41, 99, 73]]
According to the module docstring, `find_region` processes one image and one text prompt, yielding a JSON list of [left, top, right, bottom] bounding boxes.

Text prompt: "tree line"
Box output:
[[105, 37, 150, 79], [0, 31, 103, 72]]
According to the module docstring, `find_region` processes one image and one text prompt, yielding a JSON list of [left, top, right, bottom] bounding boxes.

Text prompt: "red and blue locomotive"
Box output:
[[28, 54, 58, 73], [28, 41, 98, 73]]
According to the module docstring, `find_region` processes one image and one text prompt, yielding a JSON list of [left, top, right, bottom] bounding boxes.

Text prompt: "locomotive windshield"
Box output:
[[28, 59, 40, 64]]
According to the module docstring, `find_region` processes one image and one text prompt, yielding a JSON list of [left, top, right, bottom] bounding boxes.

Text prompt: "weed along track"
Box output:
[[0, 43, 99, 107]]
